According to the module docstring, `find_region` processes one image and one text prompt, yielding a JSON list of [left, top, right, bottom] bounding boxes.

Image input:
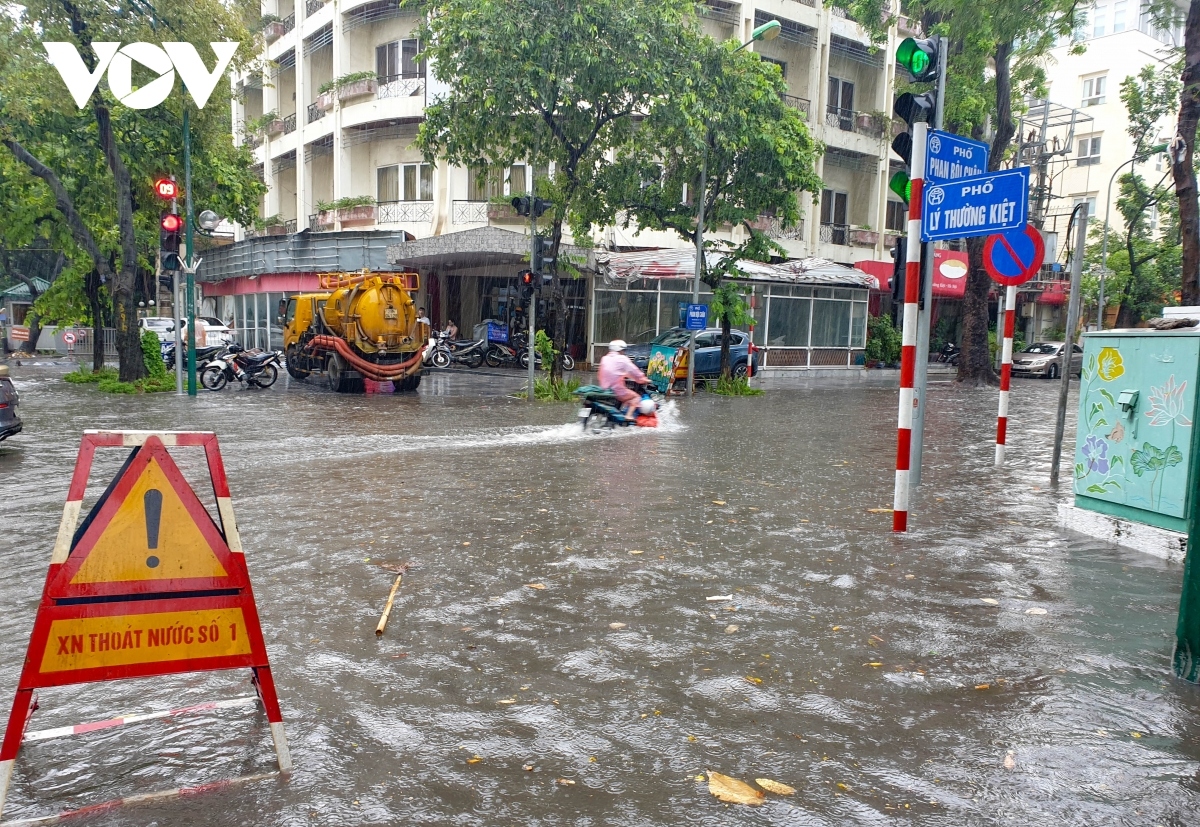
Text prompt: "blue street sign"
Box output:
[[922, 167, 1029, 243], [685, 303, 708, 331], [925, 130, 989, 184]]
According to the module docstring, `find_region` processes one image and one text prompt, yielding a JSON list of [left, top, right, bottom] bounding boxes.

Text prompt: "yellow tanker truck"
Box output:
[[282, 270, 427, 392]]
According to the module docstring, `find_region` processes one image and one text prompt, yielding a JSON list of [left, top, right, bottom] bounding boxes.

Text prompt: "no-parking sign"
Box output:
[[62, 331, 77, 346], [983, 225, 1045, 287]]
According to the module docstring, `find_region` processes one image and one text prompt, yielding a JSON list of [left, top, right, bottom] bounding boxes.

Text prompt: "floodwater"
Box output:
[[0, 365, 1197, 826]]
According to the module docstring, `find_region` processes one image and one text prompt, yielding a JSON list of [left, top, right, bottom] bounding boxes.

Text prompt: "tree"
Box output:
[[1, 1, 260, 380], [411, 0, 699, 383], [580, 37, 821, 380], [1171, 0, 1200, 306]]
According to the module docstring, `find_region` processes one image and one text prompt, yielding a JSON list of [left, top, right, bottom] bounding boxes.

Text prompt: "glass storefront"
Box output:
[[218, 292, 287, 351]]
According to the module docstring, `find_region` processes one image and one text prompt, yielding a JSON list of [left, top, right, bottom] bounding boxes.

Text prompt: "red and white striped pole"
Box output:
[[893, 121, 927, 533], [995, 284, 1017, 465]]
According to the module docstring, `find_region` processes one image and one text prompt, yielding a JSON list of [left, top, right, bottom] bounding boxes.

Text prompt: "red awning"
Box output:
[[1038, 279, 1067, 305], [855, 249, 969, 299]]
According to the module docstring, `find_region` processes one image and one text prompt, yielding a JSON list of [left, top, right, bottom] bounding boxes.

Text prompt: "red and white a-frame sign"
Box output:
[[0, 431, 290, 820]]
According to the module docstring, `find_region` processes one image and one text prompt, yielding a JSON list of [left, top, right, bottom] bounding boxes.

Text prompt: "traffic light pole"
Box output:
[[908, 37, 947, 487], [687, 156, 707, 398], [893, 120, 927, 533], [183, 105, 197, 397], [171, 177, 183, 396], [527, 209, 536, 401]]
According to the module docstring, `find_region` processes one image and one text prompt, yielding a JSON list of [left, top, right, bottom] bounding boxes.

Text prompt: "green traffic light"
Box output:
[[889, 171, 911, 204], [897, 37, 938, 82]]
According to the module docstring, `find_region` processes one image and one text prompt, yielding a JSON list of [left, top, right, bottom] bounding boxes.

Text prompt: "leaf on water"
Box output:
[[707, 595, 733, 602], [462, 541, 471, 546], [707, 770, 765, 806], [904, 574, 915, 580], [713, 500, 727, 505], [865, 662, 883, 667], [467, 755, 482, 764], [975, 684, 990, 690], [498, 698, 517, 704], [1003, 752, 1016, 770], [755, 778, 796, 796], [831, 626, 842, 631], [527, 583, 547, 590], [745, 675, 762, 685], [609, 622, 627, 630], [1131, 731, 1142, 738], [866, 508, 893, 513], [629, 549, 644, 555], [1025, 607, 1048, 615], [705, 520, 714, 525], [556, 778, 575, 786], [980, 598, 1000, 605], [725, 625, 739, 633]]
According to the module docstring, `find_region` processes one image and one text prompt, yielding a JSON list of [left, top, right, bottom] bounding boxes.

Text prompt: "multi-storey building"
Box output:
[[201, 0, 904, 366]]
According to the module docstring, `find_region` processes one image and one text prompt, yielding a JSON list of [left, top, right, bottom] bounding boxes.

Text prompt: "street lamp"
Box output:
[[1098, 141, 1168, 329], [686, 19, 780, 397]]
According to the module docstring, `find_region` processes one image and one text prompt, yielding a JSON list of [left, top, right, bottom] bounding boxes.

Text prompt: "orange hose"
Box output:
[[305, 336, 425, 380]]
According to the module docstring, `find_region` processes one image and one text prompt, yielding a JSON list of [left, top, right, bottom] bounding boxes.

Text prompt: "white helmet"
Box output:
[[608, 339, 627, 352], [638, 397, 657, 415]]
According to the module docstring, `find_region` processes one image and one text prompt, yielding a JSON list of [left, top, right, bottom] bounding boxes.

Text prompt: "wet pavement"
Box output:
[[1, 363, 1198, 826]]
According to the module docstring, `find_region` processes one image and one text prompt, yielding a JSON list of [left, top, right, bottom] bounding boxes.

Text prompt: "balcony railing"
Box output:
[[452, 200, 489, 225], [783, 95, 810, 117], [377, 201, 435, 223], [284, 218, 297, 234], [825, 106, 854, 132], [282, 112, 297, 134], [309, 213, 334, 232], [377, 73, 426, 100], [305, 0, 324, 15], [307, 102, 325, 123], [820, 222, 849, 245], [281, 13, 295, 33]]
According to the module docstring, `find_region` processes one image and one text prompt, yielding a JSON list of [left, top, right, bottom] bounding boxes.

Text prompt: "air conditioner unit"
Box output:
[[1021, 303, 1034, 318]]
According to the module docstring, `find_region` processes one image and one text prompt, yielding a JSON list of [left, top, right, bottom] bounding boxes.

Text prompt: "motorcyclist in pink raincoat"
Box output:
[[598, 339, 650, 417]]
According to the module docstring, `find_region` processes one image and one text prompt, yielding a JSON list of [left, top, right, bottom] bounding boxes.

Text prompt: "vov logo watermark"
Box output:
[[43, 42, 240, 110]]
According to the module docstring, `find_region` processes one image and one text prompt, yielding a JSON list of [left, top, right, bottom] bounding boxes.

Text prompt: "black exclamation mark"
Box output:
[[144, 489, 163, 569]]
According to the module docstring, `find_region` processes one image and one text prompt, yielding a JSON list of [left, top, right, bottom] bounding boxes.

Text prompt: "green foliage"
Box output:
[[244, 111, 281, 136], [534, 375, 582, 401], [254, 214, 284, 230], [64, 366, 117, 384], [709, 375, 764, 396], [865, 314, 902, 364], [988, 327, 1026, 361], [60, 333, 172, 393], [141, 329, 168, 380], [315, 195, 375, 212], [534, 329, 556, 370], [317, 71, 377, 96]]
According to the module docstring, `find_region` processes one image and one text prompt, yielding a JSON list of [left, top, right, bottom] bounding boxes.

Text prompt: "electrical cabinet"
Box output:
[[1074, 329, 1199, 533]]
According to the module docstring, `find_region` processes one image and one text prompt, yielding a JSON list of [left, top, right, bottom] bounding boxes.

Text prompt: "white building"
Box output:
[[204, 0, 905, 367]]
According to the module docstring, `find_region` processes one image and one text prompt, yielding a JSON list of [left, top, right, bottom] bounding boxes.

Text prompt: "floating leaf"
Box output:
[[609, 622, 627, 630], [980, 598, 1000, 605], [745, 675, 762, 684], [975, 684, 990, 690], [467, 755, 482, 764], [755, 778, 796, 796], [712, 500, 727, 506], [865, 662, 883, 667], [707, 770, 765, 805], [1003, 752, 1016, 770], [557, 778, 575, 785], [1025, 607, 1047, 615], [725, 625, 739, 634], [527, 583, 547, 590], [629, 549, 644, 555]]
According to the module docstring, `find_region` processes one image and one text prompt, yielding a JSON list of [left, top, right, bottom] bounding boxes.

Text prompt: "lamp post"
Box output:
[[686, 19, 780, 398], [1099, 142, 1168, 329]]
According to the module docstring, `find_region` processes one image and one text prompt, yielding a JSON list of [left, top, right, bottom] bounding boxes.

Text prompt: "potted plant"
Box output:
[[850, 225, 879, 246], [321, 71, 378, 103], [254, 215, 288, 237], [261, 14, 287, 43], [487, 198, 519, 221], [245, 111, 282, 139], [315, 89, 335, 112], [866, 315, 901, 369], [318, 196, 377, 226]]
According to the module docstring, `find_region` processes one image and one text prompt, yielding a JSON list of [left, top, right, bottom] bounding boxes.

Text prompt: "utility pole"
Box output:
[[1050, 206, 1087, 487], [183, 104, 197, 396], [527, 208, 536, 401], [686, 157, 707, 398]]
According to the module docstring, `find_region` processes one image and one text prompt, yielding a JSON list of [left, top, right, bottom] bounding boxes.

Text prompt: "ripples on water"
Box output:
[[0, 368, 1197, 825]]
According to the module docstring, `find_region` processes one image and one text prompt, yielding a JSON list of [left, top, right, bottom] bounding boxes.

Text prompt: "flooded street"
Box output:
[[1, 366, 1198, 825]]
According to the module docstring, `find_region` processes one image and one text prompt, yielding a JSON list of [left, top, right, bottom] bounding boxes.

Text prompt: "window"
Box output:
[[1082, 75, 1106, 106], [1112, 0, 1127, 32], [1148, 203, 1159, 233], [820, 189, 848, 245], [885, 200, 907, 232], [1155, 153, 1165, 172], [507, 162, 549, 195], [1092, 3, 1106, 36], [761, 57, 786, 78], [378, 163, 432, 201], [1076, 136, 1102, 165], [1073, 195, 1097, 216], [827, 77, 854, 131], [467, 167, 504, 201], [375, 38, 424, 80]]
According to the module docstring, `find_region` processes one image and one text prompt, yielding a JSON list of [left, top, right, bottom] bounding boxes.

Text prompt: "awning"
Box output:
[[854, 249, 969, 299], [595, 247, 874, 288], [1037, 279, 1067, 305]]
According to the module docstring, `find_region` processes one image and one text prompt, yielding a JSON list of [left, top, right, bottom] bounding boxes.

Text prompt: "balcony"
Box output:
[[377, 73, 426, 100], [750, 216, 805, 242], [452, 200, 489, 225], [849, 228, 879, 247], [378, 201, 435, 223], [307, 101, 325, 123], [309, 212, 335, 232], [282, 112, 297, 135], [783, 94, 810, 118], [820, 222, 849, 245], [305, 0, 325, 15]]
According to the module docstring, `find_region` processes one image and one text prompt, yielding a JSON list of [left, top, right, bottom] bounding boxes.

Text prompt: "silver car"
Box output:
[[1011, 341, 1083, 379]]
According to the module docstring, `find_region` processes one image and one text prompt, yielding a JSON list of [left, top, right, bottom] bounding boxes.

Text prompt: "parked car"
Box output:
[[1011, 341, 1083, 379], [139, 316, 179, 343], [0, 365, 22, 442], [197, 316, 235, 347], [625, 327, 758, 379]]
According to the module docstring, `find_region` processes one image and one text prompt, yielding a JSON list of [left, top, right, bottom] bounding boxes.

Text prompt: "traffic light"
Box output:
[[531, 236, 555, 275], [897, 37, 939, 82], [160, 212, 183, 271], [153, 177, 178, 199], [519, 269, 536, 300], [890, 236, 907, 305], [512, 196, 552, 218]]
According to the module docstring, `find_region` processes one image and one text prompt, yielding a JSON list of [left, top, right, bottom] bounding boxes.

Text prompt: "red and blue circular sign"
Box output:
[[983, 225, 1045, 287]]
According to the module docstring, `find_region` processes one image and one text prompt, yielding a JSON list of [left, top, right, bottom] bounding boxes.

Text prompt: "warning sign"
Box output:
[[0, 432, 291, 820]]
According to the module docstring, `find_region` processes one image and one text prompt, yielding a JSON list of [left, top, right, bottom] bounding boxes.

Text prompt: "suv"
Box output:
[[625, 327, 757, 379], [0, 365, 22, 442]]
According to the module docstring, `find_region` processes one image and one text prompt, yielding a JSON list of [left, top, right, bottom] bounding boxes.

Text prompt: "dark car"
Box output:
[[625, 327, 757, 379], [0, 365, 21, 442]]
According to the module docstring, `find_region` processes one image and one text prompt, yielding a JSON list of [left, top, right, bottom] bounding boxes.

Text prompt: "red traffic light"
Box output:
[[154, 178, 178, 199], [160, 213, 184, 233], [519, 270, 535, 286]]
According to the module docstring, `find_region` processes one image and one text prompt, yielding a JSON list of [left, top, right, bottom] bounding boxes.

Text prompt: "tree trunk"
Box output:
[[93, 104, 144, 382], [719, 313, 732, 379], [957, 40, 1015, 386], [1174, 0, 1200, 306], [548, 220, 565, 384], [12, 274, 42, 355], [87, 268, 105, 371]]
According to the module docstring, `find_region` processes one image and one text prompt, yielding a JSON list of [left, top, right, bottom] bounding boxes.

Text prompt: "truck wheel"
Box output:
[[327, 353, 361, 393], [285, 346, 309, 380]]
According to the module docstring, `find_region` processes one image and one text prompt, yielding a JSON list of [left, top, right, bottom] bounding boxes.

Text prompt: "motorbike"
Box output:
[[162, 343, 225, 370], [575, 381, 660, 430], [424, 331, 486, 369], [937, 341, 960, 366], [486, 337, 576, 371], [200, 344, 282, 390]]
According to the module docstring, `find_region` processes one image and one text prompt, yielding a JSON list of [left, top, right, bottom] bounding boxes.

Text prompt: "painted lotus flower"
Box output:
[[1097, 347, 1125, 382], [1081, 434, 1110, 475], [1145, 375, 1193, 427]]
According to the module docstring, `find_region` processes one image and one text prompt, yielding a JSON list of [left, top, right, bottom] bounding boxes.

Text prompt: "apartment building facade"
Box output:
[[204, 0, 903, 363]]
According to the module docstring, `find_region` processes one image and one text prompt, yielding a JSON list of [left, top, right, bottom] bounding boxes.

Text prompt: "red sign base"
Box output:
[[0, 431, 291, 821]]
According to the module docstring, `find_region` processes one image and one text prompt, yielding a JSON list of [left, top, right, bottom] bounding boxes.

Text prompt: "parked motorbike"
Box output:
[[200, 344, 282, 390], [162, 343, 225, 370], [424, 331, 486, 369], [488, 336, 575, 371], [937, 342, 960, 366], [575, 381, 660, 430]]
